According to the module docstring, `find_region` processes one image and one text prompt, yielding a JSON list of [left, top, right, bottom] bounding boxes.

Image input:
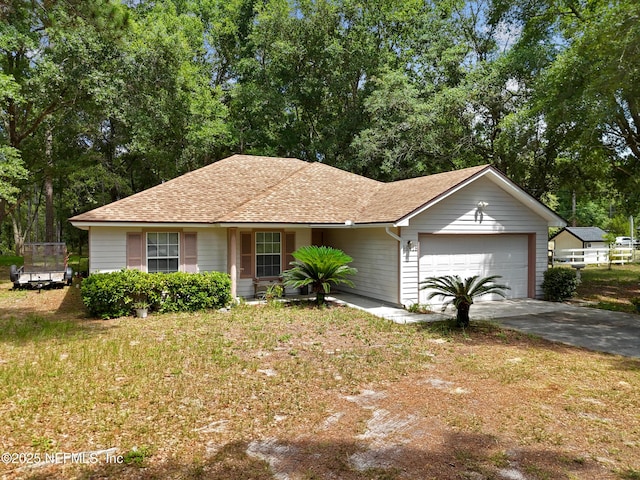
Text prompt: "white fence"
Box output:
[[552, 247, 634, 266]]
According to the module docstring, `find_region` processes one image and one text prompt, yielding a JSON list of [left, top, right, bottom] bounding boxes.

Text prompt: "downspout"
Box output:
[[385, 226, 403, 306], [385, 226, 402, 242]]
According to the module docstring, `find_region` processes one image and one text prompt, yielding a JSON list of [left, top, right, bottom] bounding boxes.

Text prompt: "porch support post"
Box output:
[[229, 227, 237, 298]]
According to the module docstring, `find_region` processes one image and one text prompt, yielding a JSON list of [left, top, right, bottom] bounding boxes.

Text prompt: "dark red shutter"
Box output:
[[240, 232, 253, 278], [127, 233, 143, 270], [183, 232, 197, 273], [285, 232, 296, 270]]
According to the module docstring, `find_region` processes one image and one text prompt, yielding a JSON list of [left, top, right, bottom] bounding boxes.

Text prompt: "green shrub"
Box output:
[[542, 267, 579, 301], [157, 271, 232, 313], [282, 245, 357, 305], [81, 269, 140, 318], [81, 270, 231, 318]]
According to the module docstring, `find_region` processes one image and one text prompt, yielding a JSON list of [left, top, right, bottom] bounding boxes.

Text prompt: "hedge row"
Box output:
[[81, 269, 232, 319]]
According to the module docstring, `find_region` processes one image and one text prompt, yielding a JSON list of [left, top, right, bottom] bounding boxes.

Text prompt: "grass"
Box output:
[[575, 264, 640, 313], [0, 255, 22, 267], [0, 260, 639, 479]]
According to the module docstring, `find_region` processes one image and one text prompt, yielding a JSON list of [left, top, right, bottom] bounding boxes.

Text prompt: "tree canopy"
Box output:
[[1, 0, 638, 252]]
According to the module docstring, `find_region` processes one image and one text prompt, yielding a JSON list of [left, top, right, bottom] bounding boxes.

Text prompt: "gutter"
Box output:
[[385, 226, 402, 242]]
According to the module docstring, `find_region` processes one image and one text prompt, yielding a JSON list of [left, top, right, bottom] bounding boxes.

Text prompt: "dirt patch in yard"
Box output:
[[0, 280, 86, 320], [0, 284, 638, 480]]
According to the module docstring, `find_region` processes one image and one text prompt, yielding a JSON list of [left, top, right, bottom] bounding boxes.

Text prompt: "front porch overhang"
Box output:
[[219, 222, 397, 229]]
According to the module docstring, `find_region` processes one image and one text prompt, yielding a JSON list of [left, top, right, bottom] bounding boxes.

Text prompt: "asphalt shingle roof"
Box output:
[[559, 227, 608, 242], [69, 155, 491, 225]]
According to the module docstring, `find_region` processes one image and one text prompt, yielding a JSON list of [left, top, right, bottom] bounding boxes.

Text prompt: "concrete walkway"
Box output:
[[330, 293, 640, 358]]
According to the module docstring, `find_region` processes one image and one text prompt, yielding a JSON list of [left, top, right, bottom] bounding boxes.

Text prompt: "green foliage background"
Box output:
[[1, 0, 639, 251]]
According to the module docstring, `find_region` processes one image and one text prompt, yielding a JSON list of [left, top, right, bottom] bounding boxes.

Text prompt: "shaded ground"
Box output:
[[0, 278, 639, 480], [0, 281, 85, 321], [574, 264, 640, 313]]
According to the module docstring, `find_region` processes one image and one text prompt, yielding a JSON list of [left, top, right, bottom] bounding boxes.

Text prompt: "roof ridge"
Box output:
[[220, 159, 312, 221], [350, 182, 386, 222], [320, 164, 385, 223], [386, 164, 490, 185]]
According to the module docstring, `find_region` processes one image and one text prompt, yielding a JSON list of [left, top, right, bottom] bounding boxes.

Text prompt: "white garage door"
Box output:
[[419, 234, 528, 304]]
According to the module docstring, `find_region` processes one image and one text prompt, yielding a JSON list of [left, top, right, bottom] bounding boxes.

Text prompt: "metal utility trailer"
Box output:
[[10, 243, 73, 289]]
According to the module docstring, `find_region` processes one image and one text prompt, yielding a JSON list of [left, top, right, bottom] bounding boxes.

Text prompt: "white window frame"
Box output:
[[255, 231, 281, 278], [147, 232, 180, 273]]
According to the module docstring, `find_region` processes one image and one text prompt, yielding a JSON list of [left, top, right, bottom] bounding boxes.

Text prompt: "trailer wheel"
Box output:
[[9, 265, 19, 283], [65, 267, 74, 286]]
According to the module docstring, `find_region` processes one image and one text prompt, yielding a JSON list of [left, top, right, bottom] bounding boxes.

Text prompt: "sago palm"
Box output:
[[420, 275, 510, 327], [282, 246, 357, 305]]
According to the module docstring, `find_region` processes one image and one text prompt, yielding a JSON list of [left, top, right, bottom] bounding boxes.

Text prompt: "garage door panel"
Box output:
[[419, 235, 528, 304]]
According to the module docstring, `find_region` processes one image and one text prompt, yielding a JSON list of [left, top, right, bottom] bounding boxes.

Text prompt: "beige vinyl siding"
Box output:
[[89, 227, 131, 273], [88, 226, 227, 274], [400, 176, 549, 306], [553, 231, 583, 251], [324, 227, 399, 305], [196, 228, 227, 273]]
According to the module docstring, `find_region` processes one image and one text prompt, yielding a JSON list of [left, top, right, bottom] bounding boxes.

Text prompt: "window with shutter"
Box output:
[[256, 232, 281, 277], [147, 232, 180, 273]]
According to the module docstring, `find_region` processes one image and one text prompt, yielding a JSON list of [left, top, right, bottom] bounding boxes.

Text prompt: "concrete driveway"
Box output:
[[333, 294, 640, 358], [472, 299, 640, 359]]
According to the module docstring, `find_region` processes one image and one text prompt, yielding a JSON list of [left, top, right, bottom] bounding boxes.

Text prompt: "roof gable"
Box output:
[[358, 165, 490, 223], [386, 166, 565, 227], [70, 155, 564, 227], [551, 227, 608, 242]]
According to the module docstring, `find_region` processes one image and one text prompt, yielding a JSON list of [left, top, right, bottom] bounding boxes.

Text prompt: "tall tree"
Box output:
[[351, 0, 506, 181], [0, 0, 129, 245], [227, 0, 423, 166], [491, 0, 640, 211]]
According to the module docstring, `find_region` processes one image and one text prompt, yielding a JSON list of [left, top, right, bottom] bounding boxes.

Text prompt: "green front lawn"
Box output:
[[0, 288, 638, 479], [0, 257, 639, 478]]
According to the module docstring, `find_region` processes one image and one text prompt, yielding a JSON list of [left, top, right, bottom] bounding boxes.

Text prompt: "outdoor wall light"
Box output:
[[475, 201, 488, 223], [407, 240, 413, 249]]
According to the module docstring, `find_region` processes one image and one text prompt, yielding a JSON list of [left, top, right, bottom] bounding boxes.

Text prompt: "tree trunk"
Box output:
[[11, 211, 25, 256], [456, 302, 471, 328], [44, 126, 55, 242], [314, 284, 326, 305]]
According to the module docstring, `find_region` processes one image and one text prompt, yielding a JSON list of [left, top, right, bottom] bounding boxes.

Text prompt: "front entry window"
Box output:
[[256, 232, 281, 277], [147, 232, 179, 273]]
